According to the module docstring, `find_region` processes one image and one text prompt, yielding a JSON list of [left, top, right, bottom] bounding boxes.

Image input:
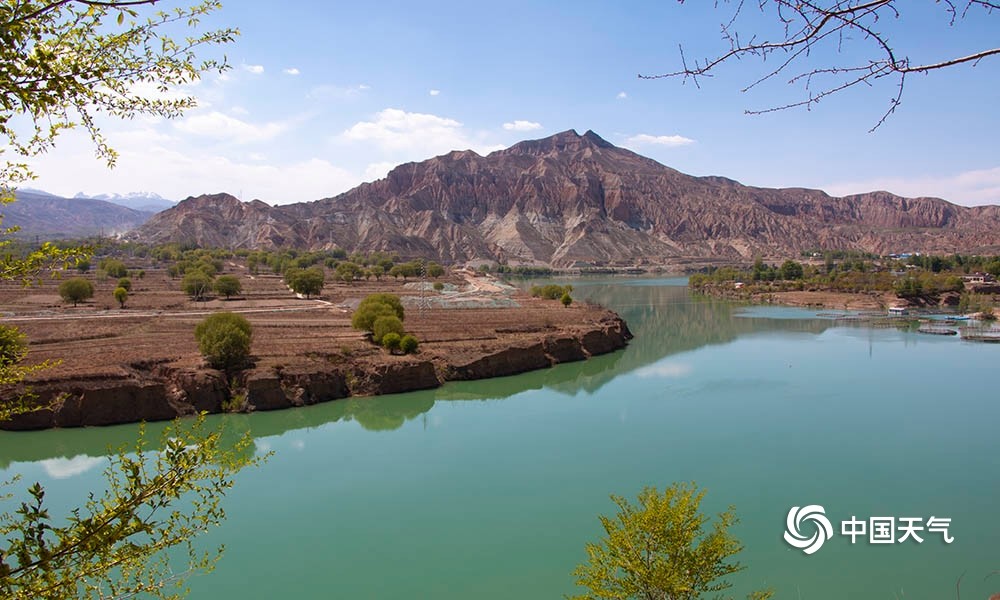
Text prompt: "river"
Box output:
[[1, 277, 997, 599]]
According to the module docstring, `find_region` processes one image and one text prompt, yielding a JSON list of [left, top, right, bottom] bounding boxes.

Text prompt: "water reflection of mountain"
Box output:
[[0, 278, 837, 463]]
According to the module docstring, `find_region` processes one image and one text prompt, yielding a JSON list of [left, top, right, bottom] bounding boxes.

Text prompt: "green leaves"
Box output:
[[1, 0, 238, 172], [570, 483, 772, 600], [0, 415, 264, 599]]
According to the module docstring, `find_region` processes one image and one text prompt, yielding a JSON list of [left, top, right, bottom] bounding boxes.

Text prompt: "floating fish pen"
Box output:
[[835, 315, 909, 329], [960, 327, 1000, 343], [917, 324, 958, 336]]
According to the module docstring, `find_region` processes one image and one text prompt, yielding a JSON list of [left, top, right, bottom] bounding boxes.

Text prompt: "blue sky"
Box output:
[[26, 0, 1000, 206]]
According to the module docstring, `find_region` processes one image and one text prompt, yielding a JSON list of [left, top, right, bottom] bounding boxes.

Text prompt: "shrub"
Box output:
[[381, 332, 402, 352], [399, 334, 419, 354], [99, 258, 128, 278], [182, 271, 213, 301], [432, 282, 444, 291], [75, 259, 90, 273], [287, 266, 325, 298], [113, 286, 128, 308], [352, 302, 398, 333], [426, 262, 444, 278], [194, 312, 253, 372], [214, 275, 242, 299], [372, 315, 404, 344], [352, 294, 406, 332], [59, 277, 94, 306], [531, 284, 573, 300], [117, 277, 132, 291], [561, 292, 573, 307]]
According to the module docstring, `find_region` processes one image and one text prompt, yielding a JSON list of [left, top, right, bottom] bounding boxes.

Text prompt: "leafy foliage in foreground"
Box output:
[[571, 482, 771, 600], [0, 416, 264, 600]]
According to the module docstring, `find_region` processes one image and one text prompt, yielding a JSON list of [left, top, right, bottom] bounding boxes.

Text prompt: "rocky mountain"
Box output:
[[5, 189, 154, 239], [132, 130, 1000, 265], [73, 191, 175, 213]]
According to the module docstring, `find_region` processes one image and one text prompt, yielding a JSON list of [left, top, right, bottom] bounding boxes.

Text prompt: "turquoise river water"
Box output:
[[1, 277, 997, 599]]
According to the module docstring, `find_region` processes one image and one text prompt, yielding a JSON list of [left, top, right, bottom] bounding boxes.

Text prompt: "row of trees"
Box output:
[[530, 283, 574, 307]]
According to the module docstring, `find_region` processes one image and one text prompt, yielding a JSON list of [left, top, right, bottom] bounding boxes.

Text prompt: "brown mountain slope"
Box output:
[[133, 130, 1000, 265]]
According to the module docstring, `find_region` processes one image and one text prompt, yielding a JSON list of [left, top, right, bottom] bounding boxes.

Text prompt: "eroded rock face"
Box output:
[[349, 361, 440, 396], [3, 381, 180, 430], [543, 336, 587, 364], [132, 130, 1000, 263], [448, 343, 552, 380], [244, 369, 351, 411]]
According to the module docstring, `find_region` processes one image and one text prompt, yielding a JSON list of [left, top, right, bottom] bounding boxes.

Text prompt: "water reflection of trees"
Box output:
[[0, 279, 838, 463]]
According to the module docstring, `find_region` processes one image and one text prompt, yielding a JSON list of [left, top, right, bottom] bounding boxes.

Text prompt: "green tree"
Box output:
[[426, 262, 445, 278], [335, 261, 363, 283], [214, 274, 242, 299], [117, 276, 132, 291], [287, 267, 325, 298], [75, 258, 91, 273], [98, 259, 128, 278], [194, 312, 253, 372], [381, 331, 402, 352], [779, 260, 804, 281], [58, 277, 94, 306], [399, 334, 419, 354], [113, 286, 128, 308], [372, 315, 404, 345], [351, 293, 406, 333], [571, 483, 771, 600], [370, 265, 384, 280], [182, 270, 213, 301], [433, 281, 444, 291], [561, 291, 573, 307]]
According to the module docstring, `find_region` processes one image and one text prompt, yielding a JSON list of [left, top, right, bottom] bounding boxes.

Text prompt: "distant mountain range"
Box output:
[[132, 130, 1000, 265], [3, 189, 166, 239], [72, 191, 175, 213]]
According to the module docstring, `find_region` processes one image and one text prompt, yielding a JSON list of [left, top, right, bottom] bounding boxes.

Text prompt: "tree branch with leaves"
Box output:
[[0, 2, 256, 598]]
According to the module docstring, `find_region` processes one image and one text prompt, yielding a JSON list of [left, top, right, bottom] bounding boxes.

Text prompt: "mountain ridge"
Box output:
[[132, 130, 1000, 265], [4, 189, 156, 239]]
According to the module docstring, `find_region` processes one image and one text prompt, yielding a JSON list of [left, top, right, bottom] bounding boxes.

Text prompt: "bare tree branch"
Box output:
[[645, 1, 1000, 130]]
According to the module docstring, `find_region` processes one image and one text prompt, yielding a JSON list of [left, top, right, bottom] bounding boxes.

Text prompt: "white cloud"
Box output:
[[502, 120, 542, 132], [173, 111, 289, 144], [616, 91, 628, 99], [365, 161, 398, 180], [41, 455, 105, 479], [307, 83, 371, 101], [343, 108, 465, 153], [26, 127, 361, 205], [244, 64, 265, 74], [429, 89, 441, 96], [625, 133, 695, 147], [822, 165, 1000, 207], [283, 67, 300, 76], [230, 105, 250, 116]]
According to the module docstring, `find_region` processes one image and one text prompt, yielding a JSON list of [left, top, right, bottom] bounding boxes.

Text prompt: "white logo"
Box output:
[[784, 505, 834, 555]]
